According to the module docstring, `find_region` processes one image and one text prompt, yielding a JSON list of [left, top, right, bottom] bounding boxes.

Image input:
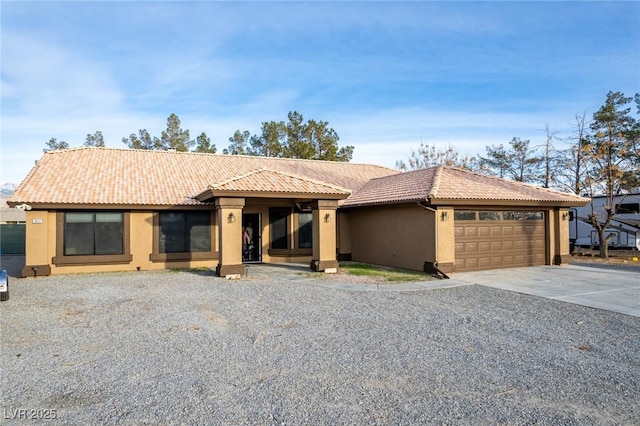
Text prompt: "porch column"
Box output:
[[310, 199, 339, 272], [215, 197, 245, 277], [553, 208, 572, 265]]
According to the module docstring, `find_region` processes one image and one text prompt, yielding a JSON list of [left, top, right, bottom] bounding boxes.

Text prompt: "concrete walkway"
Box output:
[[244, 262, 639, 317]]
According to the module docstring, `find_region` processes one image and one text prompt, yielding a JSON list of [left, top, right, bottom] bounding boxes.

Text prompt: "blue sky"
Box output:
[[2, 1, 639, 184]]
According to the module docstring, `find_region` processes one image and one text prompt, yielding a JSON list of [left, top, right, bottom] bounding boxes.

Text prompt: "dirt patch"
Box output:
[[570, 249, 640, 269]]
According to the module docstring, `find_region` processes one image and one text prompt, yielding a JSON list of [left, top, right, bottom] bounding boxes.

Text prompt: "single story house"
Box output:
[[8, 147, 588, 277]]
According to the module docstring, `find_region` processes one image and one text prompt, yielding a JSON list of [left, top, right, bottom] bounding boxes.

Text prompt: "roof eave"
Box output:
[[5, 202, 216, 210], [341, 197, 426, 209], [200, 189, 349, 201], [427, 198, 590, 207]]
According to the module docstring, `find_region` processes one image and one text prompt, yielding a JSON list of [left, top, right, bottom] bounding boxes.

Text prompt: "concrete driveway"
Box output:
[[449, 265, 640, 317]]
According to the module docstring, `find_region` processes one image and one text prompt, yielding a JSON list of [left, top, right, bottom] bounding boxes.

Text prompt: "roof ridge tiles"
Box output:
[[210, 167, 351, 193], [59, 146, 397, 171], [258, 168, 353, 193], [427, 166, 443, 199], [209, 167, 267, 188]]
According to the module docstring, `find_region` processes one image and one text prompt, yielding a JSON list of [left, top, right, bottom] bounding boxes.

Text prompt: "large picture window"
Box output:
[[64, 212, 123, 256], [159, 211, 211, 253]]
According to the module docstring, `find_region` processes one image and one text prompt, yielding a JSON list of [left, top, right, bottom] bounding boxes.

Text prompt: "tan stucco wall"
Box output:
[[312, 201, 337, 268], [21, 203, 575, 277], [435, 207, 455, 267], [216, 198, 245, 272], [23, 210, 53, 268], [25, 210, 220, 276], [130, 211, 153, 270], [25, 199, 326, 276], [552, 208, 571, 264], [348, 204, 436, 271]]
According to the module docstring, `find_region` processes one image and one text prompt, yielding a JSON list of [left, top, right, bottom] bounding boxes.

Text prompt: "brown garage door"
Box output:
[[454, 210, 546, 272]]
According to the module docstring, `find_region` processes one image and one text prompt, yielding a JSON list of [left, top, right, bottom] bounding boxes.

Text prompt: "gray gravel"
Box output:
[[1, 262, 639, 425]]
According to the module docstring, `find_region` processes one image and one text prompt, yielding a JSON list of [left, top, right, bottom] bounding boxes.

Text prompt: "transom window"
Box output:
[[64, 212, 124, 256], [159, 211, 211, 253]]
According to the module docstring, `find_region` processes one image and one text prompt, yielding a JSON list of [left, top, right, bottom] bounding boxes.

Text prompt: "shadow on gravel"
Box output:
[[169, 267, 220, 277], [0, 255, 24, 279]]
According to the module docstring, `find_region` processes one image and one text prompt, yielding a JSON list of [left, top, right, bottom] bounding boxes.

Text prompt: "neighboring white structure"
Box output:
[[0, 195, 26, 224], [569, 193, 640, 251]]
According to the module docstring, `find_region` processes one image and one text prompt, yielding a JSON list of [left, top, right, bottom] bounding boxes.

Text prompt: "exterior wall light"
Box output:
[[227, 212, 236, 223], [562, 212, 569, 221], [440, 211, 449, 221], [324, 213, 332, 223], [15, 204, 32, 211]]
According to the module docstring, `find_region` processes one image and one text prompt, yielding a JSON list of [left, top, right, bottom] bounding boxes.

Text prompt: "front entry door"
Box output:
[[242, 213, 261, 262]]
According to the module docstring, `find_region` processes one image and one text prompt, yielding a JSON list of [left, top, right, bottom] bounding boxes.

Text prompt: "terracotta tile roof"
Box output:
[[201, 167, 351, 196], [8, 147, 396, 207], [341, 167, 438, 207], [343, 166, 589, 207]]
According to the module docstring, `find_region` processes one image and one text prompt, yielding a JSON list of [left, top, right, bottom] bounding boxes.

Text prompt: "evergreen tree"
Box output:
[[194, 132, 216, 153], [84, 131, 105, 147], [160, 113, 194, 151], [582, 91, 639, 258], [44, 137, 69, 152]]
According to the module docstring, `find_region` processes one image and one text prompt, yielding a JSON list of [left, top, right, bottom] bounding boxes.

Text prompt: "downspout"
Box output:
[[417, 201, 450, 279]]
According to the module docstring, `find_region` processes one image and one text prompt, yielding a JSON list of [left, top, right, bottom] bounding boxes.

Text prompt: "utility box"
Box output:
[[0, 270, 8, 302]]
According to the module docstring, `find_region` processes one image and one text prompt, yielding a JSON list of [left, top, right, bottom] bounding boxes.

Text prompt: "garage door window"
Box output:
[[503, 211, 524, 220], [454, 211, 476, 220], [479, 211, 500, 220], [525, 212, 544, 220]]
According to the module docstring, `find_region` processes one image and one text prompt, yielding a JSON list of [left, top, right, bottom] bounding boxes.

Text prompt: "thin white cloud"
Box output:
[[2, 33, 124, 117], [1, 1, 638, 186]]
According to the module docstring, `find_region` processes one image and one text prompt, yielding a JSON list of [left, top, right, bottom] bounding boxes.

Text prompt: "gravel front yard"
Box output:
[[1, 264, 639, 425]]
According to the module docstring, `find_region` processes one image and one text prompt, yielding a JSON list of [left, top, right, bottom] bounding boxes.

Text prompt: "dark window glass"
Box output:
[[454, 211, 476, 221], [270, 208, 289, 249], [159, 211, 210, 253], [479, 211, 500, 220], [616, 203, 639, 214], [187, 212, 211, 252], [524, 212, 544, 220], [64, 212, 123, 256], [503, 211, 524, 220], [298, 212, 313, 248]]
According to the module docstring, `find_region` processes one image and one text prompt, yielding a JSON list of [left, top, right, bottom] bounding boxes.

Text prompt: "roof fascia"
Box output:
[[199, 189, 348, 201], [427, 198, 590, 207], [7, 203, 216, 210]]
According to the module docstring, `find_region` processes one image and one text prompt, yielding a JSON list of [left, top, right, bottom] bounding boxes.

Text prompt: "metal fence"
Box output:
[[0, 224, 26, 255]]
